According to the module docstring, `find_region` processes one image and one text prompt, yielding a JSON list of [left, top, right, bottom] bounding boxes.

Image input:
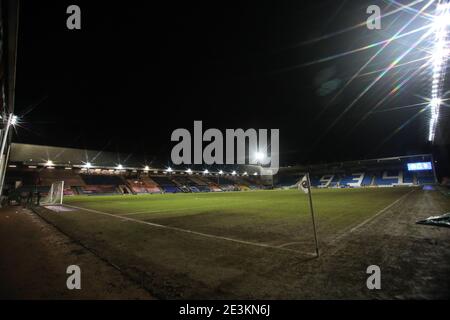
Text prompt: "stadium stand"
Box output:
[[77, 185, 119, 195], [374, 171, 400, 186], [361, 172, 374, 187], [167, 176, 191, 192], [40, 168, 85, 187], [201, 177, 223, 192], [141, 177, 163, 194], [274, 174, 301, 188], [151, 176, 181, 193], [416, 172, 436, 185], [215, 176, 240, 191], [187, 176, 211, 192], [80, 174, 124, 186], [127, 179, 149, 194], [403, 170, 415, 184], [339, 173, 365, 187], [3, 144, 438, 199]]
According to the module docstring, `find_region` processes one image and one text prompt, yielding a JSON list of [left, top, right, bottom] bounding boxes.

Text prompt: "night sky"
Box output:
[[13, 0, 450, 168]]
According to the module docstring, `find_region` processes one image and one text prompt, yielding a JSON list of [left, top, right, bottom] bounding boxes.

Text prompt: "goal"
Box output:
[[41, 181, 65, 205]]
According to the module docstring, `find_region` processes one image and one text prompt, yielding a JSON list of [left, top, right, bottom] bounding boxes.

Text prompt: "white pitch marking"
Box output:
[[329, 189, 415, 245], [63, 204, 303, 254], [277, 241, 306, 248]]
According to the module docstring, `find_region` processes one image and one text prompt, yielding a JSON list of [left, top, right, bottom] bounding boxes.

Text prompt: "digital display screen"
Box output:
[[407, 162, 432, 171]]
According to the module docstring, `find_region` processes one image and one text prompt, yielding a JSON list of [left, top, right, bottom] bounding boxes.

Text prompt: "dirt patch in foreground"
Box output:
[[0, 206, 154, 299]]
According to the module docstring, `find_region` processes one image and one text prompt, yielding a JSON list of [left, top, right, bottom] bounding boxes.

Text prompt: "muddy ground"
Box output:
[[0, 189, 449, 299], [0, 206, 153, 299]]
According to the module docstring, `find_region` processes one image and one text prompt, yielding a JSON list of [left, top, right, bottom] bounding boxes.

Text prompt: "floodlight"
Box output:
[[253, 172, 258, 176], [144, 165, 150, 171], [428, 0, 450, 142], [84, 162, 92, 168], [231, 170, 237, 176], [186, 168, 192, 174], [431, 97, 442, 107], [218, 170, 223, 175], [243, 172, 248, 176], [203, 169, 209, 174], [10, 115, 18, 126], [45, 160, 54, 167], [166, 167, 173, 173], [116, 164, 124, 170]]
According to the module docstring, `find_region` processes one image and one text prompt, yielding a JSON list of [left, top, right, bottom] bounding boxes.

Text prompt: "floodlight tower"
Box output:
[[0, 0, 20, 204], [428, 0, 450, 142], [0, 114, 18, 200]]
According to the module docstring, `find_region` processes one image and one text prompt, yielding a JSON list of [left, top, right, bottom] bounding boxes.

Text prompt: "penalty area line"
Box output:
[[329, 189, 415, 246], [63, 204, 305, 254]]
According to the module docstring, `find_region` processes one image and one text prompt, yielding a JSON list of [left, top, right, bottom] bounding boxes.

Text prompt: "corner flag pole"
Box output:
[[306, 172, 319, 257]]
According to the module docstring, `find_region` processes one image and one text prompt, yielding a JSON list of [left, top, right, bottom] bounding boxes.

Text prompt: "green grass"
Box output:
[[37, 187, 415, 298], [63, 188, 412, 245]]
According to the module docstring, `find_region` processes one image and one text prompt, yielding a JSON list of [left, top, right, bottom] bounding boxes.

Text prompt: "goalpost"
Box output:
[[41, 181, 65, 205]]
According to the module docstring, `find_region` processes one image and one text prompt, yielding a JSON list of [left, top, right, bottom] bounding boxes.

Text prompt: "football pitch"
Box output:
[[34, 187, 450, 299]]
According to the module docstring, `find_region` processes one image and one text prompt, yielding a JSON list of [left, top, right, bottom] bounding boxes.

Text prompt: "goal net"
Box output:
[[41, 181, 65, 205]]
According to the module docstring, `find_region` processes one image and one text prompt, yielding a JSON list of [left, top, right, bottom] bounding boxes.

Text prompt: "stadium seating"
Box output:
[[187, 176, 211, 192], [151, 176, 182, 193], [374, 170, 400, 186], [416, 172, 435, 185], [189, 186, 201, 193], [140, 177, 163, 193], [402, 171, 414, 184], [215, 176, 241, 191], [40, 169, 85, 187], [4, 156, 438, 200], [361, 173, 374, 187], [309, 176, 322, 187], [339, 173, 365, 187], [80, 174, 125, 186], [275, 174, 301, 188], [127, 179, 149, 194], [78, 185, 119, 195]]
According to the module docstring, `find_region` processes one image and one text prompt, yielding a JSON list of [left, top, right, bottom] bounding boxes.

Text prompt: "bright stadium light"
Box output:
[[10, 115, 18, 126], [116, 164, 124, 170], [218, 170, 223, 175], [253, 172, 258, 176], [203, 169, 209, 174], [231, 170, 237, 176], [166, 167, 173, 173], [185, 168, 192, 174], [45, 160, 54, 167], [144, 165, 150, 171], [428, 1, 450, 142], [84, 162, 92, 168]]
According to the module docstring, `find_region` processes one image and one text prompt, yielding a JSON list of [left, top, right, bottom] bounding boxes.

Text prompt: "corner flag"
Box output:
[[298, 175, 309, 194], [299, 173, 319, 257]]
